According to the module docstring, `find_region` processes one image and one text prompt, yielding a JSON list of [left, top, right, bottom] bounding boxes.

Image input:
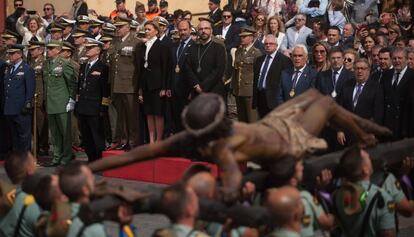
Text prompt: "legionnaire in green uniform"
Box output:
[[72, 29, 89, 65], [0, 30, 20, 60], [334, 147, 396, 237], [265, 186, 303, 237], [60, 41, 82, 150], [28, 41, 49, 156], [156, 183, 211, 237], [58, 162, 107, 237], [232, 26, 262, 123], [49, 22, 64, 42], [43, 40, 76, 167], [0, 151, 40, 237]]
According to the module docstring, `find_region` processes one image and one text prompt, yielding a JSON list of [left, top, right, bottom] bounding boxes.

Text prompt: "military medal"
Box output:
[[144, 61, 148, 68], [331, 90, 337, 98], [175, 64, 180, 73], [289, 90, 295, 97], [197, 66, 202, 73]]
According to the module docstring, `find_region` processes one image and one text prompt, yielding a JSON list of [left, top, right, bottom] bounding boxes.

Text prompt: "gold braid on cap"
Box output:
[[181, 95, 226, 137]]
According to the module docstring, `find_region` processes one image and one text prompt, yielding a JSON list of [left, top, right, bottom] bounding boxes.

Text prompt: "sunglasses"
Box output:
[[222, 15, 232, 19], [344, 58, 353, 62], [256, 18, 265, 22], [44, 8, 52, 11]]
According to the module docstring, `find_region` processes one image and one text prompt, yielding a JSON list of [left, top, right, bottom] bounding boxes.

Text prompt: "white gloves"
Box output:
[[66, 98, 75, 112]]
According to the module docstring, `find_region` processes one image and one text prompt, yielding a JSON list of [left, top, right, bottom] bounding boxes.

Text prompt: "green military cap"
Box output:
[[100, 36, 113, 43], [49, 22, 64, 32], [6, 44, 24, 53], [77, 15, 90, 23], [61, 41, 75, 51], [59, 17, 76, 26], [47, 40, 63, 48], [84, 37, 104, 48], [239, 26, 256, 37], [28, 41, 45, 50], [1, 30, 20, 39], [90, 18, 104, 27], [114, 16, 132, 26], [72, 29, 89, 38]]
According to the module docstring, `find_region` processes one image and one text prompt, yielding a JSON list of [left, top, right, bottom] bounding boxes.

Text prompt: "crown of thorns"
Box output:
[[181, 95, 226, 137]]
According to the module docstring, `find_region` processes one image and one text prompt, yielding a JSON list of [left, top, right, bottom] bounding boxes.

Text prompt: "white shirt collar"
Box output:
[[87, 57, 99, 67], [332, 65, 344, 75], [244, 43, 254, 52], [294, 64, 307, 72]]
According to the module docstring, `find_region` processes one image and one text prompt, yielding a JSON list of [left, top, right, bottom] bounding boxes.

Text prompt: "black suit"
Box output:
[[76, 60, 109, 162], [0, 60, 11, 159], [208, 8, 222, 25], [316, 68, 355, 96], [382, 68, 413, 140], [214, 24, 241, 80], [337, 79, 384, 124], [404, 77, 414, 138], [171, 39, 193, 132], [184, 40, 226, 97], [252, 52, 293, 117], [370, 69, 392, 85]]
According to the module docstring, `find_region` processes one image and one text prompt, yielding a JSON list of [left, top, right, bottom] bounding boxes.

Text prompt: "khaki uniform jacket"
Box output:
[[110, 33, 141, 94], [30, 56, 45, 108], [232, 45, 262, 97], [43, 56, 76, 114]]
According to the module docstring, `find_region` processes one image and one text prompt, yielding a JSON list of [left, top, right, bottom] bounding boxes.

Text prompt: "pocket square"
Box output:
[[91, 71, 101, 76]]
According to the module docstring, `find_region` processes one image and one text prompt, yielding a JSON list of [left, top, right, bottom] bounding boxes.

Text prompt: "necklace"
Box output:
[[197, 40, 213, 73]]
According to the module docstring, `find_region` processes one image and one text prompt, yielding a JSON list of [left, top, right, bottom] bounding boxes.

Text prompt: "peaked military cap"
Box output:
[[84, 37, 104, 47], [47, 40, 63, 48], [114, 16, 132, 26], [6, 44, 25, 53], [239, 26, 256, 36], [1, 30, 20, 39], [28, 41, 45, 50], [72, 29, 89, 38], [77, 15, 90, 23], [62, 41, 75, 51]]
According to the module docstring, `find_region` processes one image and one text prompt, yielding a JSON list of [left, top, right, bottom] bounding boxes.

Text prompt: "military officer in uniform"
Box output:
[[0, 30, 20, 60], [232, 26, 262, 123], [60, 41, 82, 151], [2, 44, 35, 151], [72, 29, 89, 65], [110, 16, 142, 150], [76, 38, 110, 162], [43, 40, 76, 166], [28, 41, 49, 156]]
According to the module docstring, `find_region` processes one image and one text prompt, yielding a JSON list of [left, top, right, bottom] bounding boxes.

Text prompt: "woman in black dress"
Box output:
[[138, 21, 168, 143]]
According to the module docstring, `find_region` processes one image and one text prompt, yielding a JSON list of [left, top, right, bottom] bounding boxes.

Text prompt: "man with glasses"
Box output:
[[42, 3, 56, 25], [281, 13, 312, 56], [336, 58, 384, 145], [6, 0, 25, 34], [253, 34, 292, 118], [43, 40, 76, 166]]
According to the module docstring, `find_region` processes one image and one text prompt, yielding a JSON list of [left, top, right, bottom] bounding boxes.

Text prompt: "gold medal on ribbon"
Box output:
[[289, 90, 295, 97], [175, 64, 180, 73]]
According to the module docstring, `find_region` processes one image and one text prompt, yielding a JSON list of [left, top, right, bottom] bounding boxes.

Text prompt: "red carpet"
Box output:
[[102, 150, 220, 184]]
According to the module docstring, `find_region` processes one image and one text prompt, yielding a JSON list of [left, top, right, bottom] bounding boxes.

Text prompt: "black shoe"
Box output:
[[115, 143, 129, 151]]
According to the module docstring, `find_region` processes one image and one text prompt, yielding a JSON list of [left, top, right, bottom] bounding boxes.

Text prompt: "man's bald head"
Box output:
[[265, 186, 303, 227], [187, 172, 216, 199]]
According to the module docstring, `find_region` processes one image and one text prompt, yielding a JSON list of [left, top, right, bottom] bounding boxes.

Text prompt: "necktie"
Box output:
[[86, 63, 91, 75], [292, 70, 300, 89], [258, 55, 271, 90], [9, 65, 14, 75], [353, 83, 363, 108], [332, 70, 338, 87], [177, 40, 185, 59], [392, 72, 400, 90]]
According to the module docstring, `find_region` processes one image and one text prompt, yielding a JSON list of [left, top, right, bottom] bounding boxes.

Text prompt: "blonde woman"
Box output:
[[266, 16, 285, 51]]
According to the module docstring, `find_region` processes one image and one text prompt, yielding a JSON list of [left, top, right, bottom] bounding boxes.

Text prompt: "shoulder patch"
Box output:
[[302, 215, 312, 226], [387, 201, 396, 211]]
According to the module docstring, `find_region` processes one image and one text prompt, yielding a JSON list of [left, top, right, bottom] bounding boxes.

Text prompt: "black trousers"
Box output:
[[171, 95, 189, 133], [257, 90, 272, 118], [5, 113, 32, 151], [78, 114, 105, 162]]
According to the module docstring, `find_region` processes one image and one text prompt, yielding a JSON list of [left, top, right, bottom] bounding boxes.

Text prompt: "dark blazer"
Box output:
[[208, 8, 222, 25], [278, 65, 317, 105], [252, 52, 293, 109], [0, 60, 7, 114], [213, 24, 241, 51], [382, 68, 413, 139], [315, 68, 355, 96], [184, 40, 226, 96], [139, 39, 168, 91], [76, 60, 109, 116], [403, 77, 414, 137], [370, 68, 392, 85], [337, 78, 384, 125], [2, 61, 35, 115], [171, 39, 193, 97]]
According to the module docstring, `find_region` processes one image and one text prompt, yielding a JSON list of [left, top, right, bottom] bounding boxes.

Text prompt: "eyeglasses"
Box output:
[[44, 8, 52, 11], [222, 15, 232, 19], [344, 58, 353, 62], [256, 18, 265, 22]]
